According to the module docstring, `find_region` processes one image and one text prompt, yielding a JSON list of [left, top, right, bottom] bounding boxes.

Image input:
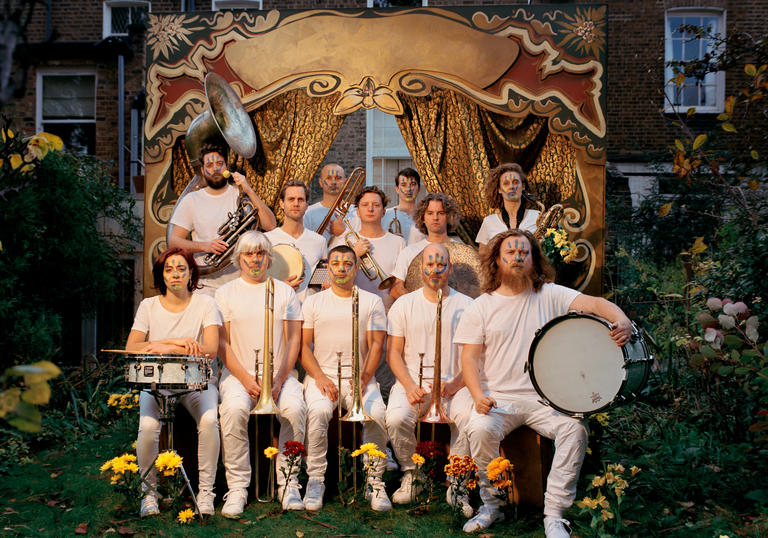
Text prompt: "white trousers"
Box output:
[[219, 372, 307, 490], [385, 382, 472, 471], [464, 395, 588, 518], [137, 385, 220, 492], [304, 375, 387, 481]]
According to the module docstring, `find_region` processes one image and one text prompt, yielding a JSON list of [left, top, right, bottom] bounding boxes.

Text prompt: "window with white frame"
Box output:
[[368, 110, 415, 204], [212, 0, 262, 10], [664, 8, 725, 113], [103, 1, 150, 38], [37, 71, 97, 155]]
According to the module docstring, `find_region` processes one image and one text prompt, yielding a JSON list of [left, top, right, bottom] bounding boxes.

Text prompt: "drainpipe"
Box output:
[[118, 53, 125, 189]]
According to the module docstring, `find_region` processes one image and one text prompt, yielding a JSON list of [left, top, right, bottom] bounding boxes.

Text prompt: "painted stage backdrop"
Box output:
[[143, 5, 607, 296]]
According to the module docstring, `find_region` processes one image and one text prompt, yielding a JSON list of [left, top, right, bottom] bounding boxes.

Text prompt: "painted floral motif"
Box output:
[[556, 7, 606, 58], [147, 14, 204, 61]]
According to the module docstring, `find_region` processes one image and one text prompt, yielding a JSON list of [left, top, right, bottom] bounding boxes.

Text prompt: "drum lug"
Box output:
[[538, 399, 550, 408], [523, 362, 529, 373]]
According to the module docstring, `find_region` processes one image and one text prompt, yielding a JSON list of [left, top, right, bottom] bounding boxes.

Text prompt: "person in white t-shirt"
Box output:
[[300, 245, 391, 512], [215, 231, 306, 516], [265, 180, 327, 302], [169, 141, 277, 295], [303, 163, 347, 241], [475, 163, 541, 259], [454, 230, 632, 536], [126, 248, 222, 518], [390, 193, 463, 300], [385, 243, 474, 514]]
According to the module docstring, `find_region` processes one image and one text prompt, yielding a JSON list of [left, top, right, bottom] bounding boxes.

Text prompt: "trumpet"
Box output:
[[343, 218, 396, 290], [417, 288, 451, 441], [250, 277, 279, 502], [388, 207, 403, 237], [316, 167, 365, 236]]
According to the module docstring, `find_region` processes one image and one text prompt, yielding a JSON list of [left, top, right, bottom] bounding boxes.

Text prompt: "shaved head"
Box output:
[[422, 242, 450, 265], [320, 163, 344, 178]]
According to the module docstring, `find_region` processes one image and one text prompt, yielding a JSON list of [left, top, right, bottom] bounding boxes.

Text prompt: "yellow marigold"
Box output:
[[412, 453, 425, 466], [101, 458, 114, 473], [155, 450, 183, 476], [592, 475, 606, 487], [124, 462, 139, 474], [177, 508, 195, 524], [630, 465, 641, 477], [358, 442, 377, 452], [351, 448, 365, 458], [264, 447, 279, 459], [466, 479, 477, 490], [601, 509, 614, 521], [107, 394, 120, 406], [491, 478, 512, 489], [368, 449, 386, 459], [545, 228, 557, 237], [592, 412, 609, 426]]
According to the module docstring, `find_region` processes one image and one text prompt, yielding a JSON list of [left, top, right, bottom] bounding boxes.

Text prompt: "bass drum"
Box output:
[[267, 244, 306, 282], [404, 242, 482, 298], [527, 313, 652, 417]]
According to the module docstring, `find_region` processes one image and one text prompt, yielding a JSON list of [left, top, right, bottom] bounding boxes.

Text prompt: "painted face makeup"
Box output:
[[202, 152, 227, 189], [240, 250, 268, 278], [329, 252, 356, 285], [321, 168, 343, 195], [397, 176, 419, 202], [499, 171, 523, 202], [164, 255, 190, 292], [422, 252, 448, 287], [500, 238, 530, 267]]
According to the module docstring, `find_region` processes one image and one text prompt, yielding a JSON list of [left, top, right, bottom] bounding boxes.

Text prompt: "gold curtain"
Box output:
[[171, 89, 345, 219], [395, 88, 577, 239]]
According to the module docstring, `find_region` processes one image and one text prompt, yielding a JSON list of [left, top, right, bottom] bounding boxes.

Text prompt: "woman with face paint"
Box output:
[[299, 245, 391, 512], [476, 163, 541, 259], [126, 247, 222, 518]]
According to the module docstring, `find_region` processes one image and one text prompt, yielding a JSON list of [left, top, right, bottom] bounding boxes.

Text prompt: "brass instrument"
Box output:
[[523, 191, 564, 242], [419, 288, 451, 425], [388, 207, 403, 237], [316, 167, 365, 236], [342, 286, 371, 422], [166, 72, 260, 276], [342, 217, 396, 290], [250, 278, 279, 502]]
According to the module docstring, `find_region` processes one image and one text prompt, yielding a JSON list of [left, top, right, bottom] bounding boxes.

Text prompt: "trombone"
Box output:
[[416, 288, 451, 442], [250, 277, 279, 502], [316, 167, 365, 236], [342, 218, 396, 290]]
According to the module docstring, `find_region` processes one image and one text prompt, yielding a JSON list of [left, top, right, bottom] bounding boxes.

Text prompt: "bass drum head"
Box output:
[[268, 244, 305, 281], [529, 314, 625, 416], [404, 242, 482, 298]]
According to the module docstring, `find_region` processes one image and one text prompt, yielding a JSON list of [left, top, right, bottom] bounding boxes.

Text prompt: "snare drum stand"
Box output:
[[139, 384, 205, 518]]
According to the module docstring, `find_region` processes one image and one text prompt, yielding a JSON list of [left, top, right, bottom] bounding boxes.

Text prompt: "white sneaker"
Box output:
[[281, 483, 305, 511], [462, 505, 504, 533], [139, 493, 160, 518], [303, 479, 325, 511], [365, 479, 392, 512], [544, 516, 571, 538], [391, 472, 422, 504], [385, 447, 399, 471], [196, 489, 216, 516], [446, 485, 474, 518], [221, 488, 247, 519]]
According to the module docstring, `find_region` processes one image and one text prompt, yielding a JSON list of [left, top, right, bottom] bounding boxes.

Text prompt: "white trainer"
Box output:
[[462, 505, 504, 533], [303, 479, 325, 511], [365, 479, 392, 512], [446, 485, 474, 518], [196, 489, 216, 516], [281, 483, 305, 511], [392, 472, 423, 504], [221, 488, 247, 519], [139, 493, 160, 518], [544, 516, 572, 538]]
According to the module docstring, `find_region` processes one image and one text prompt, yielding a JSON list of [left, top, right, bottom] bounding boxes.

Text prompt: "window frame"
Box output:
[[212, 0, 263, 10], [664, 7, 726, 114], [36, 68, 98, 154], [102, 0, 151, 38]]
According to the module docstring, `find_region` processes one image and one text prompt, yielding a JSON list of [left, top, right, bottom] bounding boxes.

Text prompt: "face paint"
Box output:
[[499, 171, 522, 202], [422, 252, 448, 287], [329, 252, 355, 285], [241, 250, 268, 278], [163, 255, 190, 292], [202, 152, 227, 189], [321, 168, 343, 195], [500, 238, 530, 267], [397, 176, 419, 202]]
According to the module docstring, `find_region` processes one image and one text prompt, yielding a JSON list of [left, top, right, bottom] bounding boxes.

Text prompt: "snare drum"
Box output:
[[124, 354, 211, 390], [527, 313, 652, 417], [268, 244, 305, 282]]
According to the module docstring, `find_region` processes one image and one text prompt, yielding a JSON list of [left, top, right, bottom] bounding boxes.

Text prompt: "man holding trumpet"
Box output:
[[215, 231, 306, 517], [300, 245, 391, 512], [385, 243, 474, 514]]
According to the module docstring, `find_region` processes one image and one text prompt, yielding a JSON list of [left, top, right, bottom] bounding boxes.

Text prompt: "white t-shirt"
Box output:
[[265, 227, 327, 302], [346, 208, 425, 246], [387, 287, 473, 383], [329, 230, 405, 309], [170, 184, 240, 268], [474, 210, 541, 246], [302, 287, 387, 378], [131, 293, 222, 344], [453, 283, 579, 399], [304, 201, 343, 241], [215, 277, 302, 376]]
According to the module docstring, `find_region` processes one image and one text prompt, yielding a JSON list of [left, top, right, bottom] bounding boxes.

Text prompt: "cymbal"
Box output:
[[404, 242, 483, 299]]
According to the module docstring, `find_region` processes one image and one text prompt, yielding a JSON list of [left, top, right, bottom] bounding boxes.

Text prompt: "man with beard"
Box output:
[[453, 230, 632, 537], [303, 163, 347, 241], [170, 141, 277, 294]]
